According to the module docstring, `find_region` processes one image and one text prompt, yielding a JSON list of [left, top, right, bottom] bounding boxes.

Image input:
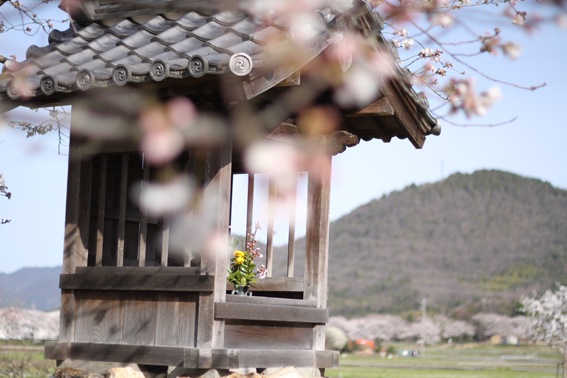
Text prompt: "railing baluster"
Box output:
[[116, 154, 129, 267], [95, 156, 107, 267]]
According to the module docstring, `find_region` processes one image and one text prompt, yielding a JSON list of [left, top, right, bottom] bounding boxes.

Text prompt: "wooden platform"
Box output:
[[45, 342, 339, 368]]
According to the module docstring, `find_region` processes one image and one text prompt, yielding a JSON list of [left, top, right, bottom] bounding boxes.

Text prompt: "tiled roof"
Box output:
[[0, 9, 328, 99]]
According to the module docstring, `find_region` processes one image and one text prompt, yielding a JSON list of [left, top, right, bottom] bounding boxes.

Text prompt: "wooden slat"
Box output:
[[161, 216, 169, 267], [58, 289, 75, 343], [78, 160, 93, 267], [69, 342, 184, 366], [266, 180, 275, 277], [74, 290, 122, 344], [225, 277, 303, 292], [103, 207, 158, 224], [95, 156, 108, 267], [246, 174, 254, 236], [304, 153, 332, 350], [63, 136, 82, 274], [347, 96, 394, 117], [224, 321, 313, 350], [122, 292, 156, 345], [197, 142, 232, 349], [155, 292, 197, 347], [117, 154, 129, 267], [75, 266, 200, 275], [215, 302, 328, 323], [139, 162, 150, 267], [225, 295, 316, 308], [287, 175, 297, 277], [60, 273, 214, 292]]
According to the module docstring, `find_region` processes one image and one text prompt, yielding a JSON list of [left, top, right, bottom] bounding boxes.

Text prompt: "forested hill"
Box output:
[[275, 170, 567, 317]]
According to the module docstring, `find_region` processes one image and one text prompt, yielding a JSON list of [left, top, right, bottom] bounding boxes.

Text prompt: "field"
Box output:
[[326, 343, 563, 378], [0, 340, 55, 378]]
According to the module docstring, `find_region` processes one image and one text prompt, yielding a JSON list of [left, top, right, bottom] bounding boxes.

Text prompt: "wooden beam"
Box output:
[[225, 277, 303, 292], [60, 273, 214, 292], [225, 294, 316, 308], [45, 342, 339, 369], [197, 140, 233, 349], [215, 302, 328, 323], [75, 266, 200, 275], [346, 96, 395, 117], [95, 156, 107, 267], [117, 154, 129, 267]]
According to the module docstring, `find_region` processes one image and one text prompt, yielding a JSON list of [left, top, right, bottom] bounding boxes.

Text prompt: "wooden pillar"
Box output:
[[60, 134, 84, 346], [304, 150, 332, 351], [197, 140, 232, 349]]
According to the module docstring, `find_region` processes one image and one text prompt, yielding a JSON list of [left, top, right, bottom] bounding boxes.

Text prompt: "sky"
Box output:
[[0, 2, 566, 274]]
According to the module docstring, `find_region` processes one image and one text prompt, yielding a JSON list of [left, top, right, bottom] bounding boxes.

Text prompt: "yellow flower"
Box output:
[[233, 251, 245, 258], [235, 257, 245, 265]]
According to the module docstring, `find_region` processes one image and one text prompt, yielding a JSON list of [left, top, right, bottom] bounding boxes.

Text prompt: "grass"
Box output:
[[0, 340, 55, 378], [326, 343, 562, 378]]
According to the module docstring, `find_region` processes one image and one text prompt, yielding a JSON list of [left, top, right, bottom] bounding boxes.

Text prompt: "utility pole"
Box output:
[[421, 297, 427, 358]]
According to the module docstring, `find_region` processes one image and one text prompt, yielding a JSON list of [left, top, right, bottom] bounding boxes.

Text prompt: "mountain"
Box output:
[[273, 170, 567, 317], [0, 267, 61, 311]]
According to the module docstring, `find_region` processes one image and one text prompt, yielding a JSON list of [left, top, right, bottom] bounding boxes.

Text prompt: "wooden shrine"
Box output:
[[0, 0, 440, 373]]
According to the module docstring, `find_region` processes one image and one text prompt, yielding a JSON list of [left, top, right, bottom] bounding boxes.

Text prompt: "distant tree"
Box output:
[[0, 173, 11, 224], [522, 284, 567, 378]]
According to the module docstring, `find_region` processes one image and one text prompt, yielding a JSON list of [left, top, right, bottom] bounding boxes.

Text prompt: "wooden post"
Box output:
[[63, 136, 83, 274], [304, 148, 332, 350], [287, 175, 297, 277], [77, 160, 92, 267], [197, 140, 232, 349], [95, 156, 107, 267], [246, 174, 254, 237], [117, 154, 129, 267], [60, 134, 82, 346], [138, 162, 149, 267], [266, 180, 276, 277]]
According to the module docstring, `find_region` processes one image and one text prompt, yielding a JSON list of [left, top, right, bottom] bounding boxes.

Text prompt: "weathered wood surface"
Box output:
[[197, 141, 232, 349], [63, 136, 82, 274], [59, 290, 75, 343], [225, 294, 316, 308], [139, 162, 150, 267], [122, 291, 157, 345], [287, 175, 297, 277], [225, 277, 303, 292], [95, 156, 107, 267], [60, 272, 214, 291], [116, 154, 129, 267], [70, 342, 185, 366], [304, 154, 332, 350], [45, 342, 339, 368], [78, 160, 92, 267], [44, 341, 70, 361], [214, 302, 328, 323], [347, 96, 395, 117], [75, 266, 200, 275], [74, 290, 122, 344], [155, 292, 197, 347], [224, 321, 313, 350]]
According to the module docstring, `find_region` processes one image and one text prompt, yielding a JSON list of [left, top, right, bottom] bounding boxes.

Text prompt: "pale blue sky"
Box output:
[[0, 3, 566, 273]]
